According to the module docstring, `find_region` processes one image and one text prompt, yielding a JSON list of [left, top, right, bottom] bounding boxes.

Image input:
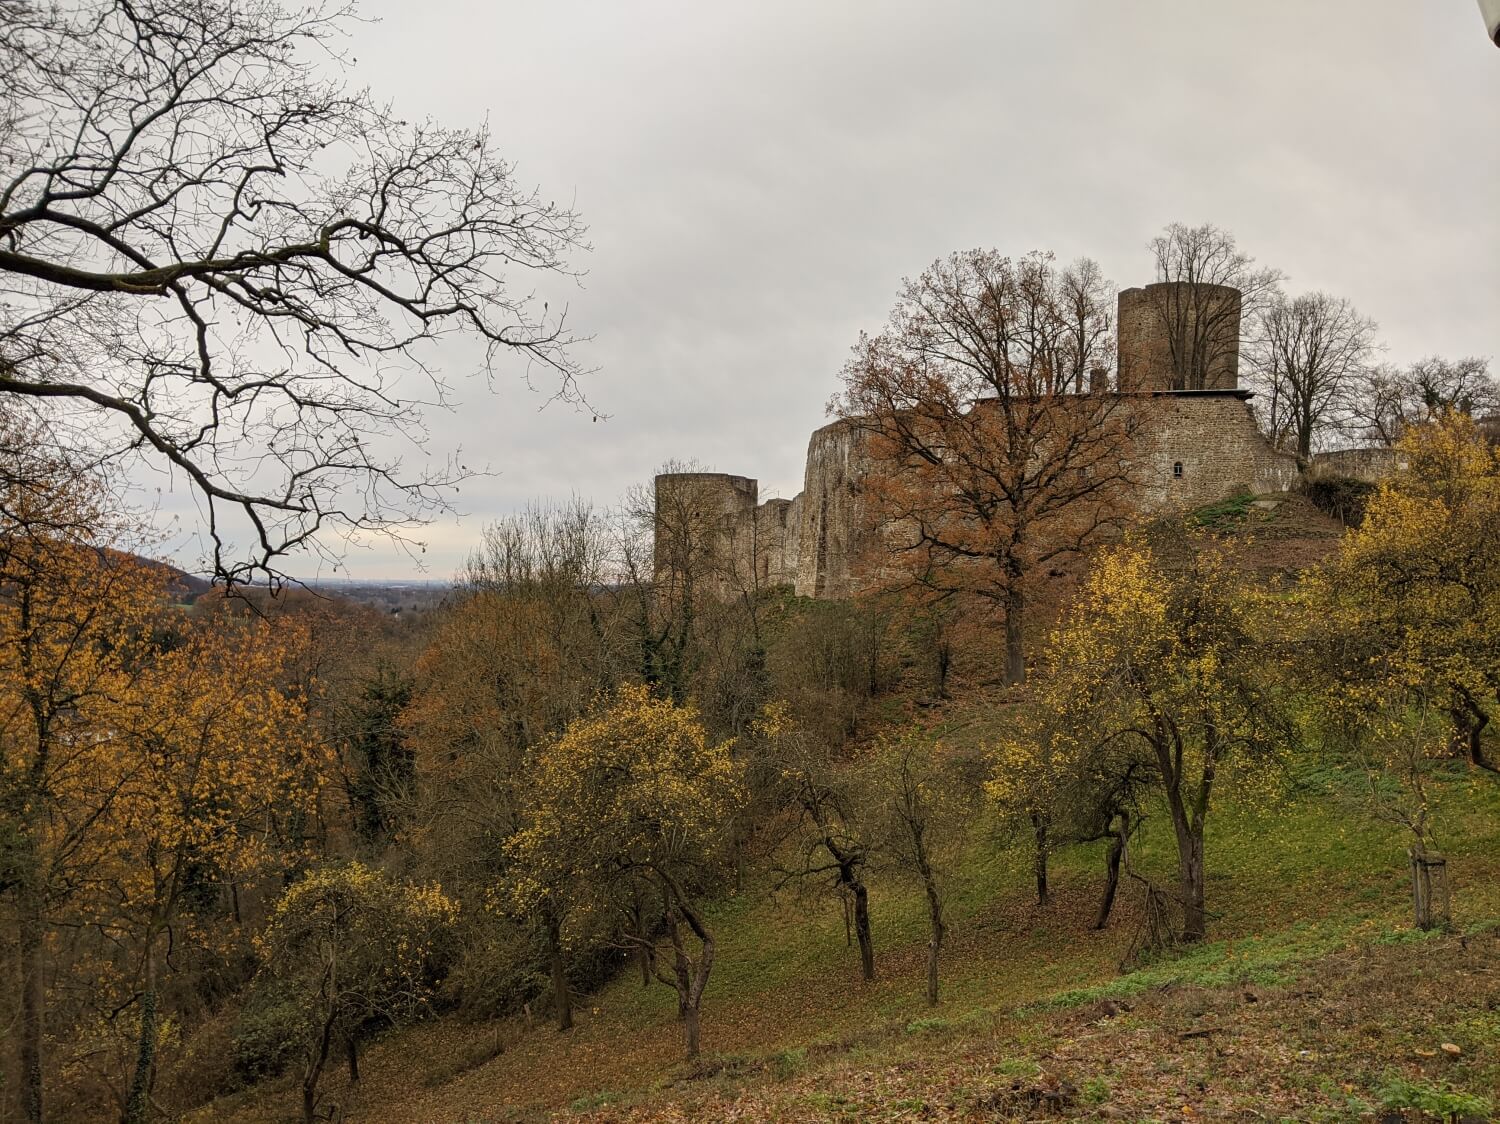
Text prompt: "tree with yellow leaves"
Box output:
[[507, 684, 744, 1058], [102, 614, 328, 1124], [257, 863, 459, 1124], [988, 698, 1152, 928], [0, 445, 164, 1124], [2, 418, 332, 1122], [1309, 413, 1500, 775], [1015, 539, 1288, 942], [1302, 413, 1500, 928]]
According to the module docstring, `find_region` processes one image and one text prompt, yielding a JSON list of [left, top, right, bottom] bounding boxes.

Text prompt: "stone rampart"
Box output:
[[653, 279, 1399, 603], [1309, 446, 1406, 483]]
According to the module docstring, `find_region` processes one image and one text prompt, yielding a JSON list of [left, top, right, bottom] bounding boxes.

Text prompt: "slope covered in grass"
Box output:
[[190, 757, 1500, 1122]]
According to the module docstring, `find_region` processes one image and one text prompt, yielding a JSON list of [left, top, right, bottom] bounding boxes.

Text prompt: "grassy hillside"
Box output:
[[184, 494, 1500, 1123], [191, 756, 1500, 1123]]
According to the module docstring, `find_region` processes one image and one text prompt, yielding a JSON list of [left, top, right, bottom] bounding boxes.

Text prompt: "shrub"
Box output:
[[1187, 489, 1256, 530], [231, 979, 313, 1085], [1302, 472, 1375, 525], [439, 916, 546, 1020], [1376, 1075, 1491, 1121]]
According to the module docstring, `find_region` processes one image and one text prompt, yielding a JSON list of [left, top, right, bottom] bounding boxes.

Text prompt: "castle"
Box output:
[[654, 280, 1392, 601]]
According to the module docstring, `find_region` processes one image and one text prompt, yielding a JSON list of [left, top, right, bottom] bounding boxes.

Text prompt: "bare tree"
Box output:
[[835, 249, 1137, 686], [0, 0, 590, 584], [1347, 357, 1499, 447], [759, 708, 879, 981], [1249, 291, 1379, 459], [1147, 223, 1283, 390], [1346, 363, 1415, 448], [1056, 257, 1116, 393]]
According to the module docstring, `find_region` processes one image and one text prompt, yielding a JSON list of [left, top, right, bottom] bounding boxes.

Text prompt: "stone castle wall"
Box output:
[[794, 420, 872, 599], [654, 279, 1394, 602], [1117, 282, 1241, 392], [652, 472, 758, 598], [1133, 391, 1301, 511], [756, 495, 801, 588], [651, 471, 804, 595], [1308, 446, 1406, 483]]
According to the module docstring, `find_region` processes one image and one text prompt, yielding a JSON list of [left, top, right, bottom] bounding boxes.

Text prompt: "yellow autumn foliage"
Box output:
[[507, 684, 744, 912], [1306, 412, 1500, 772]]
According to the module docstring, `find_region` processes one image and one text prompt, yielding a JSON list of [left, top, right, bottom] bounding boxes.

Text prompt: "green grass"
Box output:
[[1187, 488, 1258, 529], [581, 755, 1500, 1040], [198, 755, 1500, 1122]]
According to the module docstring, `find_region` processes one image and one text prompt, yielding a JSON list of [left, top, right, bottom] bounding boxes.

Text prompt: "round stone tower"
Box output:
[[1117, 281, 1242, 392], [652, 472, 758, 593]]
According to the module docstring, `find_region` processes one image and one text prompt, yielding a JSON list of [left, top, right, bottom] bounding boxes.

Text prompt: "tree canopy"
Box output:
[[1, 0, 590, 582]]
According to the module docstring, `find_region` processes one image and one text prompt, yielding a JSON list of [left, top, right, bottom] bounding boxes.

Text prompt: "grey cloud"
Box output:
[[218, 0, 1496, 580]]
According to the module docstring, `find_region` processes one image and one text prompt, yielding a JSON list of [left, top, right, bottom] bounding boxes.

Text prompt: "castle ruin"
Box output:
[[654, 280, 1385, 600]]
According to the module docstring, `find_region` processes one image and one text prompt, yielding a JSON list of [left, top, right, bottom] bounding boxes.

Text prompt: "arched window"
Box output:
[[1173, 462, 1184, 479]]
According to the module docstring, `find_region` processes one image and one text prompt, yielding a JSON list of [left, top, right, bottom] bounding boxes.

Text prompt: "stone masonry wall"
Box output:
[[652, 472, 759, 597], [755, 496, 800, 587], [1132, 391, 1301, 512], [794, 419, 872, 599], [1117, 282, 1242, 392], [1309, 446, 1406, 483], [654, 280, 1399, 604], [655, 396, 1309, 602]]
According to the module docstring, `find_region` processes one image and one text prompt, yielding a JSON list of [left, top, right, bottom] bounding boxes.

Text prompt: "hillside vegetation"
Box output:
[[190, 759, 1500, 1122], [179, 466, 1500, 1123], [8, 410, 1499, 1124]]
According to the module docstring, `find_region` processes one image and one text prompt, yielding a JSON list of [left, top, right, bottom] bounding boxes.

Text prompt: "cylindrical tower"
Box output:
[[652, 472, 758, 595], [1117, 281, 1242, 392]]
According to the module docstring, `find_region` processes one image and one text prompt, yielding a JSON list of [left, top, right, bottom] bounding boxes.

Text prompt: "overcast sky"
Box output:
[[247, 0, 1499, 581]]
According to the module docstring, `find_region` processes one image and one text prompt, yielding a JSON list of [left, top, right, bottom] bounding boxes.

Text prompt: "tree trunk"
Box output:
[[1031, 810, 1050, 906], [1176, 825, 1206, 942], [1409, 844, 1450, 932], [1003, 587, 1026, 686], [545, 913, 572, 1031], [681, 1002, 701, 1059], [122, 936, 159, 1124], [852, 879, 875, 981], [302, 1009, 336, 1124], [922, 877, 944, 1007], [346, 1037, 360, 1083], [934, 628, 952, 699], [18, 879, 46, 1124], [1297, 421, 1313, 462], [1451, 692, 1495, 774], [1094, 816, 1127, 930], [629, 896, 652, 987], [657, 881, 715, 1060]]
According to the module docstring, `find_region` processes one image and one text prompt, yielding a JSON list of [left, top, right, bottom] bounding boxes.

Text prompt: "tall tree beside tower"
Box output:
[[834, 249, 1136, 686], [1145, 223, 1283, 390]]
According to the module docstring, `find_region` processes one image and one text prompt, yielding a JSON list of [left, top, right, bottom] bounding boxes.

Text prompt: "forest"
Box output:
[[3, 396, 1499, 1122]]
